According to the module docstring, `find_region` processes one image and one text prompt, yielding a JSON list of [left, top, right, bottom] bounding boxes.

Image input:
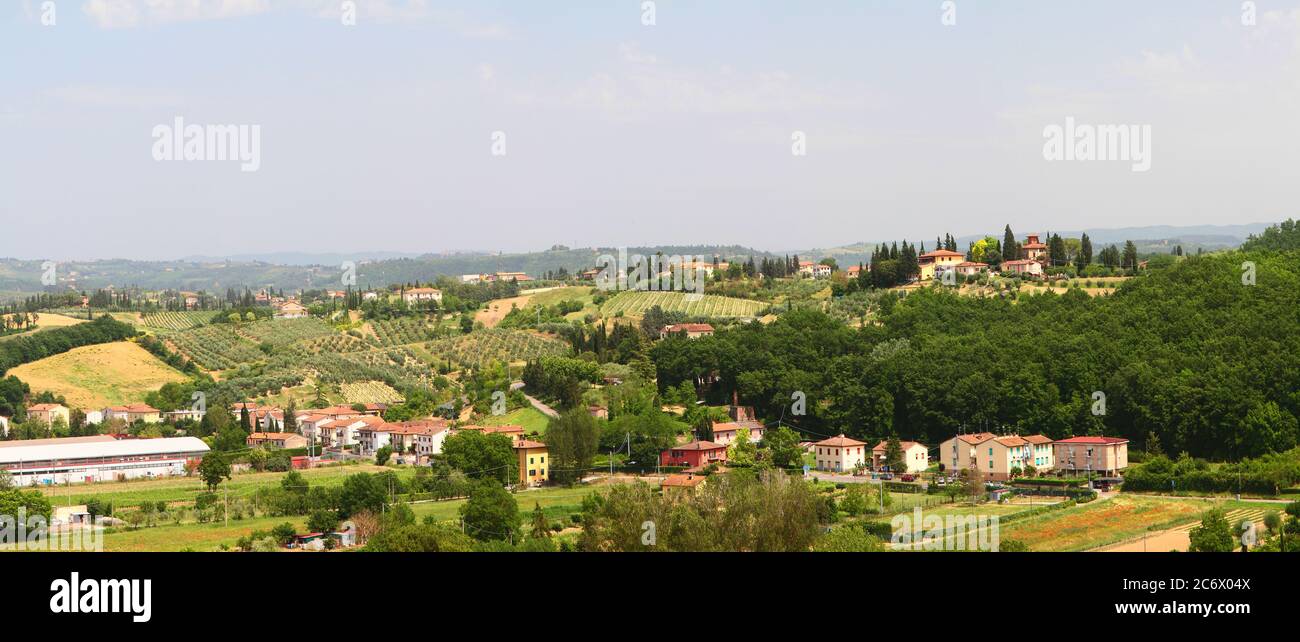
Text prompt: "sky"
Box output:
[[1, 0, 1298, 261]]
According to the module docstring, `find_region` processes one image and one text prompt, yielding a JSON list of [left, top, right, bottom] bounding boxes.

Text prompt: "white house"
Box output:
[[812, 435, 868, 473]]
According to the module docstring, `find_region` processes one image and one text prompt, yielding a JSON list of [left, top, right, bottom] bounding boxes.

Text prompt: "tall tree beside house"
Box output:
[[1122, 240, 1139, 271], [1049, 234, 1068, 268], [283, 399, 298, 434], [545, 408, 600, 486], [1075, 233, 1093, 271], [239, 405, 251, 432], [694, 415, 714, 442], [1002, 225, 1018, 262], [883, 436, 906, 473]]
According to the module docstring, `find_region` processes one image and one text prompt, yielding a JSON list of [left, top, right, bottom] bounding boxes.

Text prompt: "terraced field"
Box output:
[[599, 290, 766, 318], [167, 324, 263, 369], [340, 380, 406, 404], [138, 310, 212, 331], [424, 329, 569, 370], [368, 316, 441, 346]]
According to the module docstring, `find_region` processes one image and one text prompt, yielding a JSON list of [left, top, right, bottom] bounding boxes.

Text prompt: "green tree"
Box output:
[[441, 431, 518, 485], [459, 481, 521, 542], [728, 427, 757, 467], [1187, 508, 1235, 552], [545, 408, 600, 485], [883, 436, 906, 473], [338, 473, 387, 519], [764, 426, 803, 468], [197, 452, 231, 491]]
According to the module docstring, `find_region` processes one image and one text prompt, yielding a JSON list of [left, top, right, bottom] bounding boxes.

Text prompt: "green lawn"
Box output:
[[481, 407, 551, 435], [92, 483, 608, 551], [38, 463, 409, 508]]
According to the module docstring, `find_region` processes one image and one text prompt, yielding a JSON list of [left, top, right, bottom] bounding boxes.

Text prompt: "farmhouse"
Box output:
[[660, 472, 706, 501], [27, 403, 70, 426], [514, 439, 549, 487], [247, 432, 307, 450], [660, 440, 728, 469], [659, 323, 714, 340], [457, 424, 524, 444], [1020, 234, 1048, 262], [274, 301, 308, 319], [0, 436, 209, 487], [953, 261, 988, 277], [1000, 259, 1043, 277], [919, 249, 964, 281], [103, 403, 161, 424], [812, 434, 868, 473], [402, 287, 443, 306], [1053, 436, 1129, 477], [871, 440, 929, 473], [711, 421, 765, 446]]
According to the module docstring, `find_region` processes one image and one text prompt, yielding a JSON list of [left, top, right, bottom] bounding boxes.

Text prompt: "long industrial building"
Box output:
[[0, 436, 210, 487]]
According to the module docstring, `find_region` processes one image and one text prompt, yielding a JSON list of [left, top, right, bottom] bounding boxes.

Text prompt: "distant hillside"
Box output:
[[803, 222, 1272, 263], [0, 245, 773, 297]]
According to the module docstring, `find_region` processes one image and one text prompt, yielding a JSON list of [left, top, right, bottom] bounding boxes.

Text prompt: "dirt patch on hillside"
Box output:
[[475, 294, 532, 328]]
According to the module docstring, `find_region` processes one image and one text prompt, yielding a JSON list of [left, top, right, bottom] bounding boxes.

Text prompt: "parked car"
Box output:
[[900, 474, 916, 482]]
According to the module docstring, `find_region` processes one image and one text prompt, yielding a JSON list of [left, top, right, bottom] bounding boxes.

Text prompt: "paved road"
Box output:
[[511, 381, 559, 418]]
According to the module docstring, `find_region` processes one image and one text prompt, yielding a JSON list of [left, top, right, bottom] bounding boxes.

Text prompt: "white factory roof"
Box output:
[[0, 436, 210, 465]]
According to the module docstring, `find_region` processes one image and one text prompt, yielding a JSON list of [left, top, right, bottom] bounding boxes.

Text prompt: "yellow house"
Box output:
[[919, 249, 964, 281], [514, 440, 549, 487]]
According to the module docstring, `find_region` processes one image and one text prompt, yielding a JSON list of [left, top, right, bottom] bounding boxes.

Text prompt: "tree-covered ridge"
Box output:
[[1241, 218, 1300, 252], [0, 315, 139, 375], [651, 251, 1300, 460]]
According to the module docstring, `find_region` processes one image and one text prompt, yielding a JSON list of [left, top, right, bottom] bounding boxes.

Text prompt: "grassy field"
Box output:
[[0, 312, 86, 342], [93, 482, 603, 551], [39, 463, 405, 508], [480, 407, 552, 434], [8, 341, 188, 408], [527, 286, 595, 308], [599, 290, 766, 319]]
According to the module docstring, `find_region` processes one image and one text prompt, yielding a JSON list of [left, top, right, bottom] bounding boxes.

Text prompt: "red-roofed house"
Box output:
[[27, 403, 70, 426], [711, 421, 766, 446], [515, 439, 549, 487], [659, 323, 714, 340], [919, 249, 965, 281], [660, 440, 728, 469], [938, 432, 998, 474], [870, 440, 929, 473], [1053, 436, 1129, 477], [1020, 234, 1048, 261], [1000, 259, 1044, 277], [812, 435, 868, 473], [660, 472, 706, 501], [103, 404, 161, 424], [247, 432, 308, 449]]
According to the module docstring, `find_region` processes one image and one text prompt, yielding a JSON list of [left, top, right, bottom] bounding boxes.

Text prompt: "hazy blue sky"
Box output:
[[2, 1, 1298, 260]]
